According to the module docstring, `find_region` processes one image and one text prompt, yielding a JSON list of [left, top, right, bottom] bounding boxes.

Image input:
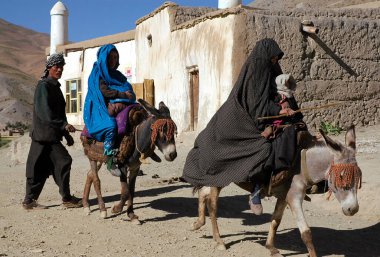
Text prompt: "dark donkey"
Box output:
[[81, 99, 177, 223], [191, 126, 362, 256]]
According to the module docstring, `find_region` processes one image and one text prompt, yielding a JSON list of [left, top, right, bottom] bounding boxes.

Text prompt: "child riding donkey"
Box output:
[[249, 73, 306, 214], [83, 44, 137, 175]]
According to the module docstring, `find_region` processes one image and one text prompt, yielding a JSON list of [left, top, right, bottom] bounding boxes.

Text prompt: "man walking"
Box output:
[[22, 53, 82, 210]]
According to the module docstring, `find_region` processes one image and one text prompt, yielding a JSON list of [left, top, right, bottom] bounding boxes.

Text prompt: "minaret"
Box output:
[[50, 1, 68, 54], [218, 0, 242, 8]]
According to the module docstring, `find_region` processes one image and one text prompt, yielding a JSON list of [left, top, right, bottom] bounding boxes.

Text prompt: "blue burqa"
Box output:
[[83, 44, 136, 153]]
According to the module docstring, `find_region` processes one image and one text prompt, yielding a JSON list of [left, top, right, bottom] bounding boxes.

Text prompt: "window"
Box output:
[[65, 79, 82, 113]]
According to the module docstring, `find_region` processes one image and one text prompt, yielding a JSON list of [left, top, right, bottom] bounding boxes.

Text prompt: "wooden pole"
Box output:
[[257, 102, 342, 120]]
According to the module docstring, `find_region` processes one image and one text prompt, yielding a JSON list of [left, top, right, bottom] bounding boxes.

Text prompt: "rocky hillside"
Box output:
[[0, 18, 49, 128]]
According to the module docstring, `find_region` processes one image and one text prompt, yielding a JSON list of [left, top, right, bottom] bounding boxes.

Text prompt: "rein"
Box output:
[[134, 124, 144, 155]]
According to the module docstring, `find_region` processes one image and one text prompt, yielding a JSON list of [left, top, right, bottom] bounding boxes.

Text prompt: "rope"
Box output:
[[134, 124, 143, 154]]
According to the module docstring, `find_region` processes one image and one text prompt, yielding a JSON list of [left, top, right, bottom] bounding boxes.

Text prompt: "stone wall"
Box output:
[[239, 7, 379, 128], [173, 7, 218, 26]]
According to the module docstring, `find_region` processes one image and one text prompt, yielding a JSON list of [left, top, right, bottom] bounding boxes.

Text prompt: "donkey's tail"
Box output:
[[192, 186, 203, 195]]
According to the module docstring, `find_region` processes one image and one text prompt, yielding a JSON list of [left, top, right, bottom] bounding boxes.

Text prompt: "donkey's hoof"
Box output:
[[131, 218, 141, 225], [100, 210, 107, 219], [83, 207, 91, 216], [268, 247, 283, 257], [111, 204, 122, 214], [191, 221, 204, 231], [215, 243, 227, 251]]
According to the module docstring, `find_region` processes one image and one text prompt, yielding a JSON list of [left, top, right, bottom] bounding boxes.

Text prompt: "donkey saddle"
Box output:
[[80, 104, 148, 163]]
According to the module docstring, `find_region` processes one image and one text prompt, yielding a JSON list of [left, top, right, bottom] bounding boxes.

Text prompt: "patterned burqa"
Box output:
[[182, 39, 284, 187]]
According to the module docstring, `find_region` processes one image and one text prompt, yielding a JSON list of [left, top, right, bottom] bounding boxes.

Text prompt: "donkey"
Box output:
[[81, 99, 177, 223], [191, 126, 361, 257]]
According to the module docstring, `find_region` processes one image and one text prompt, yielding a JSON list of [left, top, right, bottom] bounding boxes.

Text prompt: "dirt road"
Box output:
[[0, 126, 379, 257]]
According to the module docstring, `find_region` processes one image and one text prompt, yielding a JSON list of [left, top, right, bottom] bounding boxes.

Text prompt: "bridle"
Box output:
[[150, 118, 177, 148], [326, 160, 362, 190], [135, 116, 177, 155], [301, 149, 362, 192]]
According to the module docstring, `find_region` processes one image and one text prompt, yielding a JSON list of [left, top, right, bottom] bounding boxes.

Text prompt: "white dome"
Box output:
[[50, 1, 68, 16], [218, 0, 242, 9], [218, 0, 242, 8]]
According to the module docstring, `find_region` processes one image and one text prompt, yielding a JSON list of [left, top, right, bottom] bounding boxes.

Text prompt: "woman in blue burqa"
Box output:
[[182, 38, 301, 215], [84, 44, 136, 171]]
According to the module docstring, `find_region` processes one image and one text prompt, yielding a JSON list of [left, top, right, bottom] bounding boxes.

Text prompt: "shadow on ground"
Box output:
[[212, 222, 380, 257], [88, 183, 192, 205], [144, 194, 272, 224], [87, 183, 380, 256]]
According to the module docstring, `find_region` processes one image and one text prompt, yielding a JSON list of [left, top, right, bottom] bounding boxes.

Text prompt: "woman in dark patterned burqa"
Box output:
[[182, 38, 300, 215]]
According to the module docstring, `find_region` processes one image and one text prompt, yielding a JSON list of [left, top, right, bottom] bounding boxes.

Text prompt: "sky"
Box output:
[[0, 0, 252, 42]]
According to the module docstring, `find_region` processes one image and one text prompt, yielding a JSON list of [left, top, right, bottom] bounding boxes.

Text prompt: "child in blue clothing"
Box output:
[[84, 44, 136, 175]]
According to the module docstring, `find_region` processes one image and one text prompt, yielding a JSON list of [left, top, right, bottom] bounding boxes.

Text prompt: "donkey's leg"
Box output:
[[208, 187, 226, 250], [90, 161, 107, 218], [265, 198, 287, 257], [111, 166, 128, 214], [82, 168, 93, 215], [192, 186, 210, 231], [287, 175, 317, 257], [82, 160, 102, 215], [125, 166, 140, 224]]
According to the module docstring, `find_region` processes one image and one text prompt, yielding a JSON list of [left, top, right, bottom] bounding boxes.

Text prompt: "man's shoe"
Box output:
[[62, 195, 82, 208], [22, 199, 47, 210]]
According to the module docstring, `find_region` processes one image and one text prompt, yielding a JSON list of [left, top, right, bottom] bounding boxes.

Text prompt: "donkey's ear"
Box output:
[[138, 99, 160, 117], [319, 129, 343, 152], [345, 125, 356, 150], [158, 101, 171, 118]]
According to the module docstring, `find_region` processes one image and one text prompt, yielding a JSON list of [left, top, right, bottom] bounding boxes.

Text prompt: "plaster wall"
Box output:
[[59, 51, 82, 125], [136, 8, 236, 132]]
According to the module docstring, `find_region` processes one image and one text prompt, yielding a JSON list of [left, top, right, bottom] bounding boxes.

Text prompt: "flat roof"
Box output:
[[46, 30, 135, 55]]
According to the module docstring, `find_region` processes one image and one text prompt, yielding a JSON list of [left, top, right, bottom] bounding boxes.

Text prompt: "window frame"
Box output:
[[65, 79, 82, 114]]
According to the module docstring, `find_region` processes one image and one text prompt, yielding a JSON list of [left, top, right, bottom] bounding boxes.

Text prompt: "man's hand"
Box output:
[[64, 134, 74, 146], [65, 124, 76, 133]]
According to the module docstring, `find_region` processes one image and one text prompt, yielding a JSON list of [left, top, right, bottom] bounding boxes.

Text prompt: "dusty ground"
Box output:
[[0, 126, 379, 257]]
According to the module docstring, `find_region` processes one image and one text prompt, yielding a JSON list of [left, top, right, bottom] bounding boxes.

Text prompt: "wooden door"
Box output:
[[190, 70, 199, 131]]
